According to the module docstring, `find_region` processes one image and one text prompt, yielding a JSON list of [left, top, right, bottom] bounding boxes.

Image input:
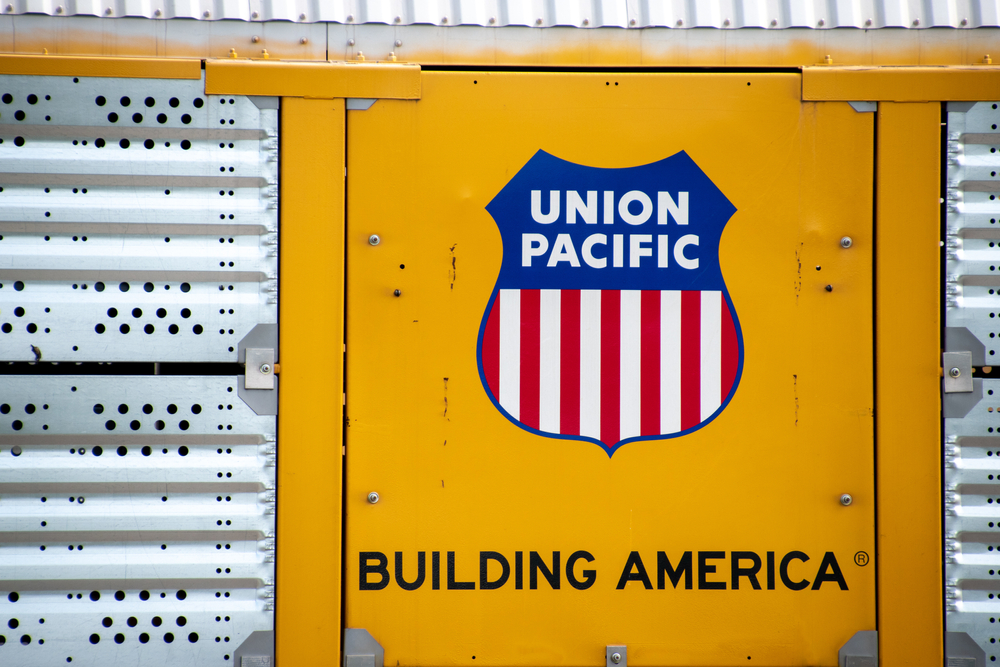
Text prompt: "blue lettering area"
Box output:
[[485, 150, 737, 291]]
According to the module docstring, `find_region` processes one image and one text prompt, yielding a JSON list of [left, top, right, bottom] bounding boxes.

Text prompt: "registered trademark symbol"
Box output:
[[854, 551, 870, 566]]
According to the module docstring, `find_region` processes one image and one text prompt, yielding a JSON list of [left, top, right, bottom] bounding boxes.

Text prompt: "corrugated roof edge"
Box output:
[[4, 0, 1000, 30]]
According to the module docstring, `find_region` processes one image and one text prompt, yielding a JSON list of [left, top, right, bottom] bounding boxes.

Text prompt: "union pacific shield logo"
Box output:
[[477, 150, 743, 455]]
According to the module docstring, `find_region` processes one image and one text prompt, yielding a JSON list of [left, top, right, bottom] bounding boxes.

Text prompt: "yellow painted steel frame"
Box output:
[[278, 97, 346, 666], [874, 103, 943, 665]]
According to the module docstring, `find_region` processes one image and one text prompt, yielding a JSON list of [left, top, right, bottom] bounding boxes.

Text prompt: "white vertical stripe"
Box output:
[[579, 290, 602, 440], [619, 290, 642, 441], [499, 288, 521, 420], [660, 290, 682, 433], [539, 289, 561, 433], [700, 290, 722, 420]]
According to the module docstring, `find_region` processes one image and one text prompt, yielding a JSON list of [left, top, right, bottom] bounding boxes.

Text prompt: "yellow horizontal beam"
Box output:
[[206, 60, 421, 99], [0, 54, 201, 79], [803, 66, 1000, 101]]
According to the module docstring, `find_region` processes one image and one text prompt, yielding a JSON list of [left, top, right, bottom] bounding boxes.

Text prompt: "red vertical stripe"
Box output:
[[600, 290, 621, 446], [640, 291, 661, 436], [721, 297, 739, 403], [483, 292, 501, 401], [560, 290, 581, 436], [520, 289, 541, 430], [680, 290, 701, 430]]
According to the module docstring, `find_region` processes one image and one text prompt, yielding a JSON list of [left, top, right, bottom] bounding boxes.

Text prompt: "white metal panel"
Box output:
[[946, 100, 1000, 664], [0, 375, 275, 667], [3, 0, 999, 28], [0, 74, 277, 363]]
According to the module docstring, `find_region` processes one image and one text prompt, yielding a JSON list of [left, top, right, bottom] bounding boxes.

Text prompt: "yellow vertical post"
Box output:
[[875, 101, 943, 664], [278, 97, 346, 665]]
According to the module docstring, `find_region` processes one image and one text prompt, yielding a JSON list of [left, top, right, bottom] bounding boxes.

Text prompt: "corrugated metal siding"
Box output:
[[4, 0, 1000, 28]]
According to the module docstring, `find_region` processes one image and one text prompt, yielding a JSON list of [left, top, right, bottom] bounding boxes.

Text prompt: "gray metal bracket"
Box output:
[[944, 351, 974, 394], [347, 98, 377, 111], [839, 630, 877, 667], [238, 324, 278, 415], [344, 628, 385, 667], [234, 630, 274, 667], [947, 327, 987, 366], [945, 378, 984, 419], [249, 96, 279, 110], [946, 631, 986, 667], [848, 101, 877, 113], [606, 645, 626, 667]]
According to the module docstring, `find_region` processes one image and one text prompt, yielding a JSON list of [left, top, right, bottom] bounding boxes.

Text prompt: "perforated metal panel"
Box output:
[[946, 100, 1000, 662], [0, 74, 278, 667], [0, 73, 277, 363], [0, 376, 275, 667]]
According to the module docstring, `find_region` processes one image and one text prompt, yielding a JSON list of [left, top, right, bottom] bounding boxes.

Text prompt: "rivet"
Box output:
[[394, 15, 401, 23], [536, 17, 543, 25], [346, 14, 354, 22], [394, 289, 402, 297], [441, 16, 448, 24], [676, 19, 683, 26], [865, 18, 872, 26], [395, 39, 402, 47], [818, 18, 825, 26], [368, 234, 381, 246], [251, 35, 260, 43], [770, 18, 777, 26], [488, 16, 496, 24], [11, 445, 21, 456], [154, 8, 161, 16], [4, 4, 11, 11], [961, 18, 968, 26], [825, 285, 833, 292], [629, 18, 636, 25], [913, 18, 920, 26], [348, 38, 355, 46], [582, 18, 589, 26], [299, 13, 306, 21], [723, 18, 730, 26], [104, 7, 112, 14], [367, 492, 380, 504], [251, 10, 259, 19], [203, 10, 210, 18], [840, 494, 853, 506], [55, 5, 63, 13], [840, 236, 853, 248], [299, 37, 308, 44]]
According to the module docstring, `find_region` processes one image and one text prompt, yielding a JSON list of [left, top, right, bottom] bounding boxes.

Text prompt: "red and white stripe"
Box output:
[[482, 289, 739, 448]]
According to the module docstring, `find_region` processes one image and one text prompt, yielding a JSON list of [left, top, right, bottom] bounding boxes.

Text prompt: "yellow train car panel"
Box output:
[[344, 72, 875, 666]]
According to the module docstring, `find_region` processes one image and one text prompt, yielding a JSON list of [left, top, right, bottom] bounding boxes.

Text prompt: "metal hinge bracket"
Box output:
[[606, 645, 626, 667], [944, 351, 974, 393], [839, 630, 877, 667], [245, 348, 275, 390], [344, 629, 384, 667]]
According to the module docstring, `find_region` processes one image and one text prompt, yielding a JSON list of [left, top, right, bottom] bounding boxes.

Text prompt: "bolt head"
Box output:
[[950, 367, 962, 378], [394, 289, 402, 297], [611, 653, 622, 664], [840, 236, 853, 248], [260, 364, 271, 375], [367, 492, 380, 504], [368, 234, 380, 246], [840, 493, 853, 506]]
